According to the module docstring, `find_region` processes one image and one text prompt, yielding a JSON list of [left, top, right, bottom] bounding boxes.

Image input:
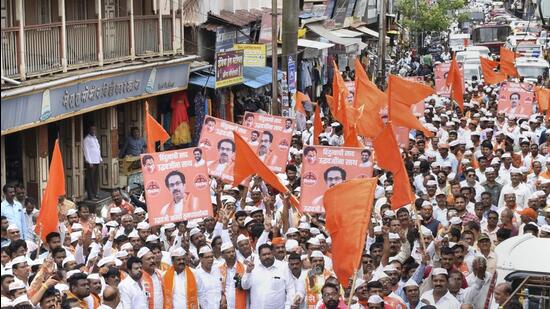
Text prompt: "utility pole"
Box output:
[[282, 0, 298, 116], [271, 0, 278, 114], [377, 0, 387, 88]]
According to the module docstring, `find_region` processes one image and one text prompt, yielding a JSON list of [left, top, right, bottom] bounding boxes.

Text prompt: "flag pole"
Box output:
[[347, 268, 360, 307]]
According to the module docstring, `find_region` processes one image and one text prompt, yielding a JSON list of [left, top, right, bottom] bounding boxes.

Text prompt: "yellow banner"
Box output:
[[233, 44, 266, 67]]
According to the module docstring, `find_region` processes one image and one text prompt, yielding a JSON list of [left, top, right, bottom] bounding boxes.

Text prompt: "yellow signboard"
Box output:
[[233, 44, 266, 67]]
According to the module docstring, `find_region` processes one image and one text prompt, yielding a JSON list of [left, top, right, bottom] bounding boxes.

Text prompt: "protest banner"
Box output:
[[394, 126, 411, 149], [215, 50, 244, 88], [243, 112, 294, 173], [198, 116, 258, 183], [300, 146, 374, 213], [233, 44, 266, 67], [141, 149, 212, 226], [498, 82, 535, 119], [434, 62, 463, 97]]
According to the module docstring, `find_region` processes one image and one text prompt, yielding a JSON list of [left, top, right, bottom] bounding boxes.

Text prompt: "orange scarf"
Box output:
[[305, 269, 332, 309], [219, 262, 247, 309], [142, 270, 162, 309], [163, 266, 198, 309]]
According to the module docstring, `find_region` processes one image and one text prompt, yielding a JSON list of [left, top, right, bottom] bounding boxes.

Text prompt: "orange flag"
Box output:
[[373, 123, 414, 208], [388, 75, 434, 137], [332, 61, 350, 122], [445, 58, 464, 111], [480, 57, 507, 85], [354, 59, 387, 138], [535, 87, 550, 119], [295, 91, 309, 114], [500, 47, 519, 77], [35, 139, 65, 240], [145, 101, 170, 153], [313, 104, 323, 145], [232, 132, 287, 193], [324, 177, 377, 288]]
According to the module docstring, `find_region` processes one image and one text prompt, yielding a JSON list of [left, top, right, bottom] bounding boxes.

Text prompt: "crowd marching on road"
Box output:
[[1, 0, 549, 309]]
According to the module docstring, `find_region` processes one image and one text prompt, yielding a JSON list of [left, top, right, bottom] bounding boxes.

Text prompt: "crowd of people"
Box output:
[[1, 40, 550, 309]]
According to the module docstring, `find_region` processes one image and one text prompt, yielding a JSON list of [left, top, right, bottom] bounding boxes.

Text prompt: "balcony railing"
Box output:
[[2, 12, 184, 81]]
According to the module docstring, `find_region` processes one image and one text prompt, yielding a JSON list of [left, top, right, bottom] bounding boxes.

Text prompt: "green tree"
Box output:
[[398, 0, 466, 33]]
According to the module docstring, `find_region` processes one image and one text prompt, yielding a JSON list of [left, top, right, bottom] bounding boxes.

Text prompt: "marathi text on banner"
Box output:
[[215, 50, 244, 88], [299, 145, 374, 213], [243, 112, 295, 174], [198, 116, 258, 183], [234, 44, 266, 67], [141, 149, 212, 226], [498, 82, 535, 119]]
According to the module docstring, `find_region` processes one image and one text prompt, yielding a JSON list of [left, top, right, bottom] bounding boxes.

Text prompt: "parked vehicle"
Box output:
[[449, 33, 472, 52], [472, 23, 511, 54], [515, 57, 549, 82]]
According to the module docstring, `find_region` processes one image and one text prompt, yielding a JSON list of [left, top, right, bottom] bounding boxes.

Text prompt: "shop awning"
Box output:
[[305, 23, 367, 50], [189, 67, 283, 89], [355, 26, 380, 38], [298, 39, 335, 49], [330, 29, 364, 38]]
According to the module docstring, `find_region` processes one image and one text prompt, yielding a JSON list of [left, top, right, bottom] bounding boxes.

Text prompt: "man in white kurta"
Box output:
[[195, 246, 222, 309], [241, 243, 296, 309]]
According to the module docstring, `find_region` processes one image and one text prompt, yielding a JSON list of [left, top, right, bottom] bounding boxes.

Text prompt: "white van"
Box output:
[[449, 34, 471, 52], [464, 63, 482, 82], [515, 57, 549, 82]]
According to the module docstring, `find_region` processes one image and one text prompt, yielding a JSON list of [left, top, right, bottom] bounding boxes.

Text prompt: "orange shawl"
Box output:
[[219, 262, 247, 309], [142, 270, 162, 309], [163, 266, 198, 309]]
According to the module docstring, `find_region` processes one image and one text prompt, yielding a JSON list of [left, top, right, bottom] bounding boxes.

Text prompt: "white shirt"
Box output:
[[170, 269, 189, 309], [498, 182, 530, 209], [241, 261, 296, 309], [290, 270, 307, 309], [119, 276, 149, 309], [419, 289, 461, 308], [150, 271, 164, 309], [83, 134, 102, 164], [195, 266, 222, 309]]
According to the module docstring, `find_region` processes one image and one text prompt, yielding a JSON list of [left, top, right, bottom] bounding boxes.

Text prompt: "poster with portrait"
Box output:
[[299, 146, 373, 213], [198, 116, 258, 183], [394, 126, 411, 149], [434, 62, 463, 97], [243, 112, 294, 173], [140, 149, 212, 226], [498, 82, 534, 119]]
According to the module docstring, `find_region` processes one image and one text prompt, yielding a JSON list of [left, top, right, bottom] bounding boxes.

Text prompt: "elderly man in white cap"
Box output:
[[162, 247, 199, 309], [349, 278, 369, 308], [194, 246, 222, 309], [138, 247, 163, 309], [419, 268, 460, 308], [498, 167, 530, 209]]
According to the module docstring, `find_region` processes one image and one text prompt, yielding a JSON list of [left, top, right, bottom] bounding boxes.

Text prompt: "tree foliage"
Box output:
[[398, 0, 466, 33]]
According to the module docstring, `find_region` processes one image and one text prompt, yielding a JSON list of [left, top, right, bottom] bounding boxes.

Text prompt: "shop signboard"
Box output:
[[233, 44, 266, 67], [299, 145, 373, 213], [140, 148, 212, 226], [215, 50, 244, 89]]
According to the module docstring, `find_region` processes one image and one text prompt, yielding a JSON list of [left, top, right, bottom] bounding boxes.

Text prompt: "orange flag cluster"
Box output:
[[35, 139, 65, 240], [445, 58, 464, 111], [535, 87, 550, 119], [323, 178, 378, 288], [480, 57, 507, 85], [145, 101, 170, 153]]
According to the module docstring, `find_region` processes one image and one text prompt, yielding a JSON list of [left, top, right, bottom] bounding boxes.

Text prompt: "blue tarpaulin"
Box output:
[[189, 67, 283, 89]]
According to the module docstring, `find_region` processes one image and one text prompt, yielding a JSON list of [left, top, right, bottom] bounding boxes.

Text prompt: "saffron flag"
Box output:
[[145, 101, 170, 153], [35, 139, 65, 240], [313, 104, 323, 145], [324, 178, 377, 287], [373, 123, 414, 208], [445, 58, 464, 111], [332, 61, 350, 123], [500, 47, 519, 77], [232, 132, 288, 194], [353, 58, 386, 138], [535, 87, 550, 119], [480, 57, 507, 85], [388, 75, 435, 137], [295, 91, 309, 114]]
